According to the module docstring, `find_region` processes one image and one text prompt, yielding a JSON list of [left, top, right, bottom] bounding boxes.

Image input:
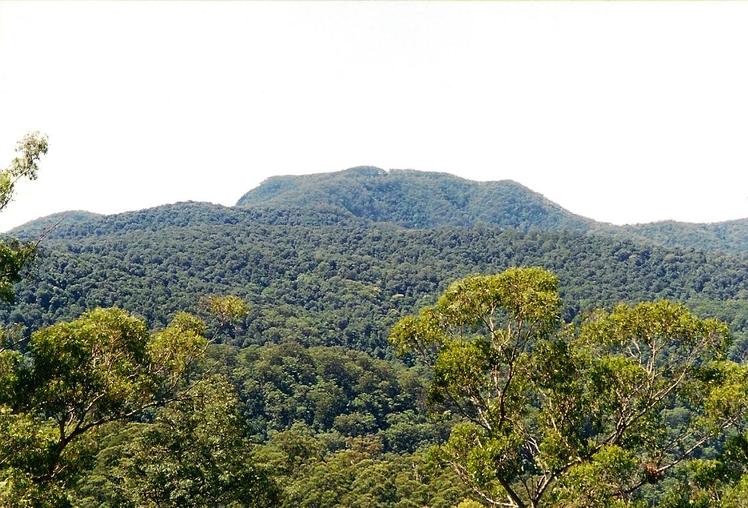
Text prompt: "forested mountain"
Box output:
[[621, 218, 748, 255], [7, 169, 748, 358], [12, 210, 103, 238], [235, 167, 748, 255], [15, 167, 748, 255], [5, 200, 748, 358], [6, 165, 748, 506], [235, 166, 594, 231]]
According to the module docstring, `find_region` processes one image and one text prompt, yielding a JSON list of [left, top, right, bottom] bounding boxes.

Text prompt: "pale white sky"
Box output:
[[1, 1, 747, 231]]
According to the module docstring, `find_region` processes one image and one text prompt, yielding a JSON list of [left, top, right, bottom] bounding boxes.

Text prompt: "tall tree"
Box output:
[[0, 309, 208, 506], [390, 267, 748, 507], [0, 131, 48, 302]]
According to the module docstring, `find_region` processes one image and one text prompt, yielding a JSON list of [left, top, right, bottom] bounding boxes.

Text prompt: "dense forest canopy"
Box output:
[[5, 200, 748, 359], [3, 154, 748, 507], [236, 167, 748, 256]]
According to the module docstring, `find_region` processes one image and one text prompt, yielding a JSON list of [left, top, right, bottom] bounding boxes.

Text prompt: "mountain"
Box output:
[[236, 166, 594, 231], [9, 202, 357, 241], [5, 167, 748, 356], [9, 210, 103, 238], [12, 167, 748, 255], [621, 218, 748, 255], [7, 167, 748, 506], [236, 167, 748, 255]]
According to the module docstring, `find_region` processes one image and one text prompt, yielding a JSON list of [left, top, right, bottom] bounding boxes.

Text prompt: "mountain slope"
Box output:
[[236, 167, 748, 255], [12, 167, 748, 255], [9, 202, 358, 241], [620, 218, 748, 254], [9, 210, 103, 238], [4, 200, 748, 358], [236, 167, 594, 231]]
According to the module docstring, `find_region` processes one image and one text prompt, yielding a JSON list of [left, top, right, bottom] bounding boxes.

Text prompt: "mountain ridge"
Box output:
[[236, 166, 594, 231], [11, 167, 748, 255]]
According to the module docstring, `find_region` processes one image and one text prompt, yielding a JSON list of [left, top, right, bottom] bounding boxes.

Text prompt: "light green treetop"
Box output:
[[0, 131, 48, 303], [0, 131, 48, 213], [1, 308, 208, 505], [390, 267, 748, 508]]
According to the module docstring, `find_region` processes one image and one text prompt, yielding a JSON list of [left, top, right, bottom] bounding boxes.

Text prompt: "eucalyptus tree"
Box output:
[[0, 309, 208, 505], [0, 131, 48, 302], [390, 267, 748, 507]]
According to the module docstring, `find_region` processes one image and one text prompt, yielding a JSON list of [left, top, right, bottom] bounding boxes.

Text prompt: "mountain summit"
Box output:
[[236, 167, 593, 231]]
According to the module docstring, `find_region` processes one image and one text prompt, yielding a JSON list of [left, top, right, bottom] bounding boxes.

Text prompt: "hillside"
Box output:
[[236, 167, 748, 255], [10, 210, 103, 238], [621, 218, 748, 254], [236, 166, 594, 231], [5, 168, 748, 356], [4, 200, 748, 358]]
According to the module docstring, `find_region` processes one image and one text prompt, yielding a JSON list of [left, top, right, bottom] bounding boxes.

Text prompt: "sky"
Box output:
[[1, 1, 747, 231]]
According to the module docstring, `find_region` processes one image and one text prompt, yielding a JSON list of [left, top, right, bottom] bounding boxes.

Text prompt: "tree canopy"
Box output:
[[76, 375, 279, 507], [0, 131, 48, 302], [0, 308, 208, 505], [391, 267, 748, 507]]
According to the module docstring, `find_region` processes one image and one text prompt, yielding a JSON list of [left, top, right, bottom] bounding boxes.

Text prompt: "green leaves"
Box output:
[[699, 361, 748, 432], [437, 267, 561, 333], [390, 267, 561, 364], [0, 308, 209, 505], [0, 240, 36, 303], [388, 308, 445, 359], [148, 312, 208, 387], [551, 445, 640, 507], [28, 308, 151, 419], [390, 268, 748, 507], [580, 300, 729, 359], [0, 131, 50, 307], [0, 131, 48, 213], [92, 376, 279, 507]]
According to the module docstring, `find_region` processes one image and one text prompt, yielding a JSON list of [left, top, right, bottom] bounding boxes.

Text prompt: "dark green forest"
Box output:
[[3, 151, 748, 507], [7, 201, 748, 355]]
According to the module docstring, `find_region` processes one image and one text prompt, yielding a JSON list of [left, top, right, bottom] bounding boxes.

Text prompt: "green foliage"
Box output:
[[201, 294, 249, 322], [0, 132, 49, 304], [3, 164, 748, 506], [391, 268, 748, 507], [6, 204, 748, 356], [237, 167, 593, 231], [0, 131, 48, 212], [550, 445, 642, 508], [148, 311, 207, 386], [0, 309, 207, 506], [622, 219, 748, 258], [259, 432, 469, 508], [236, 167, 748, 255], [654, 431, 748, 507], [199, 294, 249, 341], [225, 342, 447, 448], [75, 375, 279, 507]]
